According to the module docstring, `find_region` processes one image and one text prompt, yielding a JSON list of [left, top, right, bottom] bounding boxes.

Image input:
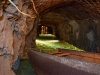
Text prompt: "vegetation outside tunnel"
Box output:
[[36, 34, 83, 53]]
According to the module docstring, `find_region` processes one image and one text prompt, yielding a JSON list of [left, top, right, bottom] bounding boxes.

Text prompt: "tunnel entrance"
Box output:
[[38, 25, 54, 35], [15, 1, 100, 75], [37, 2, 100, 53], [1, 0, 100, 75]]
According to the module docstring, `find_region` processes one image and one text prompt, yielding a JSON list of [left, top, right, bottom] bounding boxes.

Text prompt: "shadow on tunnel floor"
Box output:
[[14, 59, 36, 75]]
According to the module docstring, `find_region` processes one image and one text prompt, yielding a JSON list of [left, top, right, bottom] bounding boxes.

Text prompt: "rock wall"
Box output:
[[55, 18, 100, 52], [0, 0, 73, 74], [0, 0, 100, 74], [0, 0, 38, 74], [0, 7, 15, 75], [40, 5, 100, 52], [25, 18, 38, 49]]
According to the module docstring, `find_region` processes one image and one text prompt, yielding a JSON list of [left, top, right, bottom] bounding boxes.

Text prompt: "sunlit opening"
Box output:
[[36, 34, 83, 53]]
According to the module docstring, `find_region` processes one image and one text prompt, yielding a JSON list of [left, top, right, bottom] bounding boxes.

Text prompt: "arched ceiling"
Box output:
[[36, 0, 100, 29], [34, 0, 73, 13], [32, 0, 100, 18], [1, 0, 100, 18]]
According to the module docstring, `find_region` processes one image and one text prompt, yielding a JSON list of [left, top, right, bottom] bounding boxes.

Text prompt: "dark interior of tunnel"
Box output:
[[0, 0, 100, 75], [38, 1, 100, 53]]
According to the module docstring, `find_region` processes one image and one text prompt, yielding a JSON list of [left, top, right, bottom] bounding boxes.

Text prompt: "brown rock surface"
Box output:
[[0, 9, 14, 75], [0, 0, 100, 75]]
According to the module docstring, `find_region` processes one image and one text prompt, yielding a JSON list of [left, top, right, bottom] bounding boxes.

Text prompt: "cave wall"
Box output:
[[40, 6, 100, 52], [0, 0, 73, 74], [0, 0, 100, 74], [0, 8, 15, 75], [55, 18, 100, 52], [41, 15, 100, 52], [0, 0, 38, 74], [25, 18, 38, 49]]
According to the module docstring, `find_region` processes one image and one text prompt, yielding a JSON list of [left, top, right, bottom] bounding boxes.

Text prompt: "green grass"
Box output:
[[36, 34, 83, 53], [37, 34, 56, 40], [14, 60, 36, 75]]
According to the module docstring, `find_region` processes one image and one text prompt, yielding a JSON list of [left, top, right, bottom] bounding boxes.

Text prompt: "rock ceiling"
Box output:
[[34, 0, 100, 28], [33, 0, 100, 18], [1, 0, 100, 33], [0, 1, 100, 75], [1, 0, 100, 18]]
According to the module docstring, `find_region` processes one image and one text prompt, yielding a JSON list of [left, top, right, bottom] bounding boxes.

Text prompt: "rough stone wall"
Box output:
[[55, 18, 100, 52], [57, 22, 72, 42], [0, 0, 38, 74], [40, 5, 100, 52], [0, 0, 72, 74], [25, 18, 38, 49], [76, 20, 91, 51], [9, 0, 37, 66], [34, 0, 72, 13], [0, 6, 15, 75], [0, 0, 100, 74]]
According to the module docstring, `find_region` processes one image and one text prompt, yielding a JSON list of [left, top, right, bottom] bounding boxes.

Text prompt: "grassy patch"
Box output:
[[36, 34, 83, 53], [14, 60, 36, 75]]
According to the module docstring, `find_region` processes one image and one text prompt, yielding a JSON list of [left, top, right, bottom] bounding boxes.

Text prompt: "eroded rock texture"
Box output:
[[0, 0, 100, 75], [0, 0, 37, 74], [0, 8, 14, 75], [39, 3, 100, 52]]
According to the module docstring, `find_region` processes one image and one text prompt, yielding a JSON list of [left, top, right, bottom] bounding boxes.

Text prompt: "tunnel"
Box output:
[[0, 0, 100, 75]]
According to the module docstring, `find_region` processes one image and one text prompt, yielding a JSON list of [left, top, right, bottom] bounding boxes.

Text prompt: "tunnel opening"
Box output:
[[36, 4, 85, 52], [37, 25, 54, 35], [36, 1, 100, 53], [0, 0, 100, 75], [14, 0, 100, 75], [14, 1, 100, 75]]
